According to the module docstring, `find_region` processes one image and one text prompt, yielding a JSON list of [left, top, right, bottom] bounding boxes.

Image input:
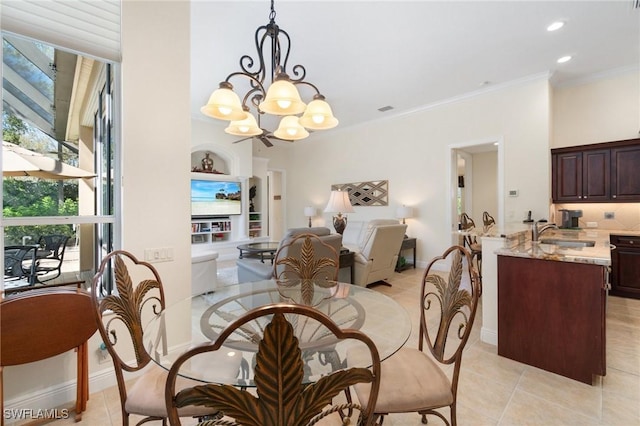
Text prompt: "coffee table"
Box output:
[[237, 242, 279, 264]]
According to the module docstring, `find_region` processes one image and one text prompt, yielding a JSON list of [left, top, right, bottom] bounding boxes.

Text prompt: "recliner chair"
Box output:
[[351, 219, 407, 287], [236, 227, 342, 283]]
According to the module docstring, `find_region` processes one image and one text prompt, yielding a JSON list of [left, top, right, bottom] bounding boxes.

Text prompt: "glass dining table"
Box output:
[[143, 279, 411, 387]]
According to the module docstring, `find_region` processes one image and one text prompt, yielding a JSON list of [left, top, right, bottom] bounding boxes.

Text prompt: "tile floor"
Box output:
[[20, 261, 640, 425]]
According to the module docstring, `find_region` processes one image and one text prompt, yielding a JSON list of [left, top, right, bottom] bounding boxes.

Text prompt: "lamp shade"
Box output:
[[273, 116, 309, 140], [324, 190, 355, 214], [259, 77, 306, 116], [200, 84, 246, 121], [299, 98, 339, 130], [224, 113, 263, 136], [304, 206, 317, 217], [396, 205, 414, 220]]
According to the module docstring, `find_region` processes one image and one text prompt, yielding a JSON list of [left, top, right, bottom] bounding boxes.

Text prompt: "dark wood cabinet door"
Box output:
[[610, 235, 640, 299], [553, 152, 582, 202], [582, 149, 610, 201], [611, 145, 640, 201], [498, 255, 606, 384]]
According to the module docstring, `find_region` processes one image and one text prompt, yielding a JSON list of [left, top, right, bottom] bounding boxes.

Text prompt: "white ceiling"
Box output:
[[191, 1, 640, 141]]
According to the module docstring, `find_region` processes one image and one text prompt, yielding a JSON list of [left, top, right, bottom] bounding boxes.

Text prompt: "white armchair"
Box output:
[[351, 219, 407, 287]]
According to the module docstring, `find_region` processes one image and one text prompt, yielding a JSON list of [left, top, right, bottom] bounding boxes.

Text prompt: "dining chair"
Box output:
[[34, 234, 70, 282], [273, 232, 340, 287], [349, 245, 480, 426], [459, 213, 482, 283], [91, 250, 216, 426], [482, 211, 496, 232], [165, 303, 381, 426]]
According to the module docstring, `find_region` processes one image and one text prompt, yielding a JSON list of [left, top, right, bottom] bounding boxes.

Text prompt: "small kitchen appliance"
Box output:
[[559, 209, 582, 229]]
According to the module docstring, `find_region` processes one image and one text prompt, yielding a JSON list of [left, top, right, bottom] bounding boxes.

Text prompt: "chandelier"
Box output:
[[201, 0, 338, 143]]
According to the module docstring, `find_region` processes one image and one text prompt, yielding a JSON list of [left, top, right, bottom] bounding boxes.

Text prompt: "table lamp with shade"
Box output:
[[324, 190, 355, 234], [396, 205, 414, 224], [304, 206, 317, 227]]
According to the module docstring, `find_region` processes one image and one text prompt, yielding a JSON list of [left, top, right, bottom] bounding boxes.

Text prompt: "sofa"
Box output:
[[345, 219, 407, 287], [236, 227, 342, 283]]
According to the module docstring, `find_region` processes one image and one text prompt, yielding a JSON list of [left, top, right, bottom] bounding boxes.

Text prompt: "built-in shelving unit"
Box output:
[[191, 217, 232, 244], [249, 212, 263, 238]]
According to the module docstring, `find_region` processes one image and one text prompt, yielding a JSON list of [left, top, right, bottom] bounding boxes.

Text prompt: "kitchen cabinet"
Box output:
[[551, 138, 640, 203], [611, 145, 640, 201], [498, 255, 606, 384], [610, 234, 640, 299]]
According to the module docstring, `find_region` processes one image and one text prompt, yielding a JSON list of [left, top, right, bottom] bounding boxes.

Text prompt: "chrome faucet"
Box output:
[[532, 220, 558, 242]]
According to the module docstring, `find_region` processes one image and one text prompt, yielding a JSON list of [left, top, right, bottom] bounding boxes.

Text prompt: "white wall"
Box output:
[[261, 78, 551, 263], [552, 69, 640, 147], [472, 151, 498, 224]]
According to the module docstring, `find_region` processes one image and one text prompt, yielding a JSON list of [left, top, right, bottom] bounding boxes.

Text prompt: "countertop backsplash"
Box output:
[[551, 203, 640, 231]]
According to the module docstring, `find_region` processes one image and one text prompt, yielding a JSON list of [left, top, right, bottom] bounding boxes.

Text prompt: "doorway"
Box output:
[[448, 138, 504, 244]]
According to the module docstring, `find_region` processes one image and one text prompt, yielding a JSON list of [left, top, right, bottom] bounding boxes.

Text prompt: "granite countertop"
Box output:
[[496, 228, 613, 266]]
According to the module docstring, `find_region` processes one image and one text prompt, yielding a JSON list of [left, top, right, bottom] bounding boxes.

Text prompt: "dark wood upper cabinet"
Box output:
[[552, 138, 640, 203], [611, 144, 640, 201]]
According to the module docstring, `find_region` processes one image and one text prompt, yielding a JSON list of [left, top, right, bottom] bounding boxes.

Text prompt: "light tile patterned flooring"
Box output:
[[26, 261, 640, 425]]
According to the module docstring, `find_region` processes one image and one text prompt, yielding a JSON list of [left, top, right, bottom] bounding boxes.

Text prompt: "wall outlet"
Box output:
[[604, 212, 615, 219], [586, 221, 598, 228]]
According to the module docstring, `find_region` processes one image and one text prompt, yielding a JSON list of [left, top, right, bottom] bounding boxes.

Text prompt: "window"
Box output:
[[2, 32, 120, 293]]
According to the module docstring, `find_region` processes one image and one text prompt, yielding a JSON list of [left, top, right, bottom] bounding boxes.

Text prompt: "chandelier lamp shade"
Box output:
[[324, 190, 355, 235], [201, 0, 339, 141]]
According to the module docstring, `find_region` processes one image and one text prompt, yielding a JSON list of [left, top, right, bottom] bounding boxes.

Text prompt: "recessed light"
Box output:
[[547, 21, 565, 32], [557, 55, 572, 64], [378, 106, 394, 112]]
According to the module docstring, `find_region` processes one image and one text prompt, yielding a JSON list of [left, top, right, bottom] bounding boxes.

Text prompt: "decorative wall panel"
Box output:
[[331, 180, 388, 206]]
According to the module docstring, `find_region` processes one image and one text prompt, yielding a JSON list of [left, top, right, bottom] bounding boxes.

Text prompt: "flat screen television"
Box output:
[[191, 179, 242, 218]]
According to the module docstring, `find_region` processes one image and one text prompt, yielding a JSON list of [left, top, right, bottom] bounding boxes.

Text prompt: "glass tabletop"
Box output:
[[143, 279, 411, 387], [236, 242, 279, 251]]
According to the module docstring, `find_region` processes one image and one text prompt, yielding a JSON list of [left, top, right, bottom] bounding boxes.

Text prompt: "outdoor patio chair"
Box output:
[[4, 245, 38, 286], [34, 234, 70, 282]]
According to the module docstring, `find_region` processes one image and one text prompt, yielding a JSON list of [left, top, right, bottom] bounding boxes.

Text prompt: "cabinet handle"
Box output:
[[578, 195, 582, 199], [584, 196, 588, 199], [613, 195, 617, 198], [610, 244, 617, 250]]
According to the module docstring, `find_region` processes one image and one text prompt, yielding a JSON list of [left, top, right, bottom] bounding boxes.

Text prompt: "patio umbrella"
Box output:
[[2, 141, 95, 179]]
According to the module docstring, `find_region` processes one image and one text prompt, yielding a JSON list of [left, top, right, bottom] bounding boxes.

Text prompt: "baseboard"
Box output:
[[480, 327, 497, 346], [3, 367, 117, 424]]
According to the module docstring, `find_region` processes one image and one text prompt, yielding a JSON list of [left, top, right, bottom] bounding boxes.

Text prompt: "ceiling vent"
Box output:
[[634, 0, 640, 9]]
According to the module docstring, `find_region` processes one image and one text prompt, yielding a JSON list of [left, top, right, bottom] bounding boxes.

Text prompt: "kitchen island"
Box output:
[[495, 230, 611, 385]]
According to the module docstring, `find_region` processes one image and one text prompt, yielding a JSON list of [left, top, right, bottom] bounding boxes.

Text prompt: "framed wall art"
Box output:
[[331, 180, 388, 206]]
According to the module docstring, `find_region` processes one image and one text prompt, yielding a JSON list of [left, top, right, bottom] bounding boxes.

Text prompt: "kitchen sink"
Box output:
[[539, 238, 596, 248]]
